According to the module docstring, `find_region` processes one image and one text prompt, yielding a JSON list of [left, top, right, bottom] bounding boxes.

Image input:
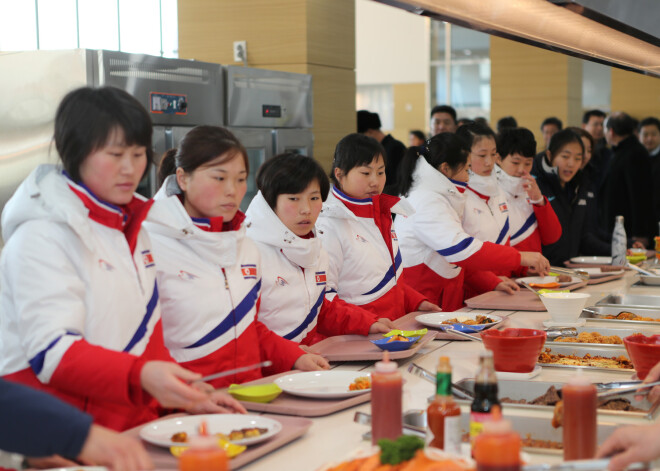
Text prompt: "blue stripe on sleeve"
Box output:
[[495, 217, 510, 245], [361, 249, 401, 296], [185, 280, 261, 349], [510, 213, 537, 240], [283, 290, 325, 340], [124, 281, 159, 352], [29, 331, 82, 375], [437, 237, 475, 257]]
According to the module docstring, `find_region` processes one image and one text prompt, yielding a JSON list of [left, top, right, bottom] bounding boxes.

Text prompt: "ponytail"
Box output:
[[158, 148, 178, 187], [395, 146, 425, 197]]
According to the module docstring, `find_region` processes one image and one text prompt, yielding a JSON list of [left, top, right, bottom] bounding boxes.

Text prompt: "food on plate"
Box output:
[[554, 331, 624, 344], [529, 282, 561, 289], [348, 376, 371, 391], [387, 335, 410, 343], [500, 385, 642, 411], [170, 427, 268, 443], [600, 266, 622, 272], [556, 274, 572, 283], [442, 315, 494, 326], [538, 348, 632, 369], [462, 432, 562, 450], [603, 311, 660, 322]]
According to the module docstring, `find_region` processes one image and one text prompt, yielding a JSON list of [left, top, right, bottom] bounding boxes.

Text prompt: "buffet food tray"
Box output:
[[545, 325, 660, 348], [596, 294, 660, 309], [402, 409, 620, 454], [537, 344, 634, 373], [580, 305, 660, 326], [453, 379, 658, 420]]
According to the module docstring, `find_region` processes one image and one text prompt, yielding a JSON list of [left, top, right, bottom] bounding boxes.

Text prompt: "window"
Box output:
[[356, 85, 395, 131]]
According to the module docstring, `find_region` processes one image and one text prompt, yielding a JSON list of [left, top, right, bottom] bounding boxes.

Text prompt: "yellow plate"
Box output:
[[627, 255, 646, 264], [170, 438, 246, 458], [383, 328, 428, 338], [228, 383, 282, 403]]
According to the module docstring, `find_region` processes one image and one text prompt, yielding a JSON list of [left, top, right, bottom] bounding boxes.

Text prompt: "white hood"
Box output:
[[245, 191, 321, 269], [320, 185, 414, 221], [467, 170, 500, 197], [1, 164, 97, 251], [494, 165, 527, 198], [144, 175, 242, 268], [411, 157, 466, 215]]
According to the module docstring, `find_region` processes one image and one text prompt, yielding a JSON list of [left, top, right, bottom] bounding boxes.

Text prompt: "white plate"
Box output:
[[569, 256, 613, 264], [414, 312, 502, 332], [579, 267, 625, 278], [275, 371, 371, 399], [495, 365, 542, 380], [139, 414, 282, 448], [542, 319, 587, 328], [516, 275, 579, 287], [640, 275, 660, 286]]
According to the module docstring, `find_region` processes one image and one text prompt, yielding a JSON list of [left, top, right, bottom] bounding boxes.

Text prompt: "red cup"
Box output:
[[624, 334, 660, 380], [481, 328, 547, 373]]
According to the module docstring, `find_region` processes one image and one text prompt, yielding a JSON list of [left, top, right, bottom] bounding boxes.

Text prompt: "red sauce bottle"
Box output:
[[426, 356, 461, 454], [562, 373, 597, 461], [371, 351, 402, 444], [178, 424, 228, 471], [473, 407, 521, 471]]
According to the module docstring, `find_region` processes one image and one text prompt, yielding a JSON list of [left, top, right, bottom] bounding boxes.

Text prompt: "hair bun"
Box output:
[[418, 144, 430, 157]]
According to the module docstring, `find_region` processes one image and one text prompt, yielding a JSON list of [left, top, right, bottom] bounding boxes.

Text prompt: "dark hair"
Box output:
[[455, 122, 496, 150], [547, 128, 584, 164], [541, 117, 563, 131], [640, 117, 660, 133], [474, 117, 489, 128], [357, 110, 381, 133], [54, 86, 154, 182], [396, 133, 470, 196], [410, 130, 426, 141], [157, 125, 248, 187], [605, 112, 637, 137], [256, 153, 330, 209], [497, 127, 536, 159], [496, 116, 518, 134], [457, 118, 471, 127], [582, 109, 606, 124], [430, 105, 457, 122], [331, 133, 385, 186], [567, 126, 594, 153]]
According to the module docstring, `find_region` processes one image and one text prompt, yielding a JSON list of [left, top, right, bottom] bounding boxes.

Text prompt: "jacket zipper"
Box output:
[[221, 267, 238, 384]]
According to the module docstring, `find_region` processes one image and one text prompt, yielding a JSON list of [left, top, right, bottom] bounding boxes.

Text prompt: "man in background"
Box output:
[[430, 104, 458, 136], [582, 109, 611, 194], [639, 117, 660, 230]]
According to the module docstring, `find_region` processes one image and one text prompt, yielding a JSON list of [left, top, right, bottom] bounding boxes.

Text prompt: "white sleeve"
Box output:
[[2, 222, 85, 382]]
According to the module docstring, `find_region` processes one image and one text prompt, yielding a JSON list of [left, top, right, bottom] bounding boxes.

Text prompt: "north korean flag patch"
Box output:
[[315, 271, 327, 285], [241, 264, 257, 279], [391, 229, 398, 241], [141, 250, 155, 268], [498, 202, 508, 213]]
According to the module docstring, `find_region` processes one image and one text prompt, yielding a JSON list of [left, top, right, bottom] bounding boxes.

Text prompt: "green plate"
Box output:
[[627, 255, 646, 264], [537, 289, 570, 295], [228, 383, 282, 403], [383, 328, 428, 338]]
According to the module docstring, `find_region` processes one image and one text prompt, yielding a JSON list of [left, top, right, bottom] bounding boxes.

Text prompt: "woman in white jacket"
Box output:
[[0, 87, 240, 433], [245, 153, 394, 345], [145, 127, 328, 389]]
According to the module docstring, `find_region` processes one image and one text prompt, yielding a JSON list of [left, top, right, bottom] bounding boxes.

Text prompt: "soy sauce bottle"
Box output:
[[470, 350, 500, 448]]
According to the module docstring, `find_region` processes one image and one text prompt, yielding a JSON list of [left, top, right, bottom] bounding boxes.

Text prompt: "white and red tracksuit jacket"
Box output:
[[144, 177, 304, 388], [315, 187, 426, 321], [393, 157, 522, 311], [244, 191, 377, 345], [0, 165, 169, 431], [495, 165, 562, 269]]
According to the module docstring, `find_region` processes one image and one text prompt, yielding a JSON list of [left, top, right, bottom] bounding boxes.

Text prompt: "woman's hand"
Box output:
[[78, 425, 154, 471], [494, 276, 520, 295], [369, 318, 396, 333], [521, 175, 543, 203], [185, 391, 247, 415], [520, 252, 550, 276], [596, 422, 660, 470], [140, 361, 209, 409], [294, 353, 330, 371], [634, 361, 660, 403], [417, 300, 441, 312]]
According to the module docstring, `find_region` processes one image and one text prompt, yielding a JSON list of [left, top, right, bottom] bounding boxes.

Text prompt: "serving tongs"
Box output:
[[440, 325, 483, 342], [596, 380, 660, 400], [549, 266, 589, 280], [407, 363, 474, 400], [545, 327, 578, 340], [627, 262, 657, 277], [520, 281, 542, 298]]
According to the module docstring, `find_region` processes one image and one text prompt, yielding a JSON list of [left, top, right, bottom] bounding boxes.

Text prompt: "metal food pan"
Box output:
[[403, 409, 619, 454], [581, 305, 660, 326], [537, 344, 633, 372], [596, 294, 660, 309], [546, 325, 660, 348], [453, 379, 657, 420]]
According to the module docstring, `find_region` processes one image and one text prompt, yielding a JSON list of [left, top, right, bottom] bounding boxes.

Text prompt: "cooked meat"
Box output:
[[531, 385, 562, 405], [557, 274, 572, 283], [598, 398, 644, 412]]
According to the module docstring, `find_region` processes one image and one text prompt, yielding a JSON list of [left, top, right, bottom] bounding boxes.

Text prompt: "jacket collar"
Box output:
[[245, 191, 321, 268], [321, 185, 413, 220]]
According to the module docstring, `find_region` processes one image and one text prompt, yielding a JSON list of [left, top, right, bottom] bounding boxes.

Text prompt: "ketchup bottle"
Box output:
[[179, 421, 228, 471], [426, 356, 461, 454], [371, 351, 402, 444], [473, 406, 521, 471], [562, 372, 597, 461]]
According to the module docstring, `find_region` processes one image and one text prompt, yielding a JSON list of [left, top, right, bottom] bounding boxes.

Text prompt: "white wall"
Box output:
[[355, 0, 429, 85]]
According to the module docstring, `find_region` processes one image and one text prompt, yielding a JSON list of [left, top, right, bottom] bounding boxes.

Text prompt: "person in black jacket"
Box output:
[[601, 112, 655, 246], [0, 379, 151, 470], [534, 129, 610, 266]]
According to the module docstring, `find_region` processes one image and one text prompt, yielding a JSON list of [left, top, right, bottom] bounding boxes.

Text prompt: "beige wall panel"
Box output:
[[307, 0, 355, 69], [611, 69, 660, 120], [178, 0, 307, 66], [392, 83, 426, 144]]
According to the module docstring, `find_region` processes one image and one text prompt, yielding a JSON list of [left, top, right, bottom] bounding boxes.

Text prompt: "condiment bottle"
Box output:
[[426, 356, 461, 454], [371, 351, 402, 444], [611, 215, 627, 266], [178, 423, 229, 471], [473, 406, 521, 471], [562, 371, 597, 461], [470, 350, 500, 448]]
